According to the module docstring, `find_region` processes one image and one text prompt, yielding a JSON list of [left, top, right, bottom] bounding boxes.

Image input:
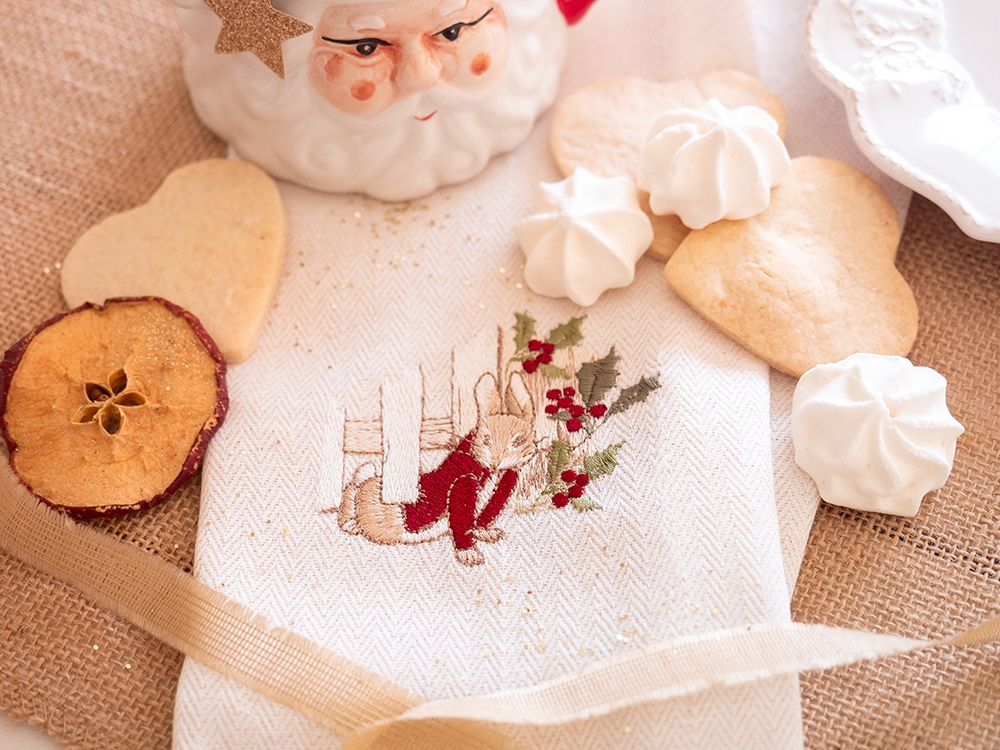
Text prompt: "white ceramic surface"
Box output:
[[807, 0, 1000, 243]]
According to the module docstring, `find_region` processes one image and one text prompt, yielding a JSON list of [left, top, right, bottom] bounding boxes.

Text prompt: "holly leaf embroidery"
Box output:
[[571, 496, 602, 511], [583, 441, 623, 480], [576, 347, 620, 408], [540, 363, 570, 380], [546, 316, 585, 350], [608, 375, 661, 416], [513, 312, 537, 352], [547, 440, 571, 483]]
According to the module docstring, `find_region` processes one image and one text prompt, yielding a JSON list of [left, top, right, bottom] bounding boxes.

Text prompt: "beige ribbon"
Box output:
[[1, 458, 997, 749]]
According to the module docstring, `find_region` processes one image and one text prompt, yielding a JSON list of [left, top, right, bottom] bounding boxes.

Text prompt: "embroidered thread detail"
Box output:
[[508, 312, 660, 514], [326, 313, 660, 566]]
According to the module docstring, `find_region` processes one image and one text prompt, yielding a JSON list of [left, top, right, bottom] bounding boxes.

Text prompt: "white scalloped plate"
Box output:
[[807, 0, 1000, 243]]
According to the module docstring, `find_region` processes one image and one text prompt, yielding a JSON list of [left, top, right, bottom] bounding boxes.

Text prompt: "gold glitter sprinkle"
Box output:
[[691, 604, 701, 613], [43, 267, 51, 274], [755, 578, 762, 586], [618, 614, 629, 621], [204, 0, 312, 78], [712, 607, 720, 616], [522, 607, 532, 615], [479, 303, 485, 309], [54, 262, 62, 270], [537, 641, 547, 653], [436, 655, 444, 662], [623, 726, 632, 734], [93, 645, 99, 651], [498, 267, 506, 274], [354, 211, 362, 219], [282, 526, 290, 536], [125, 663, 131, 670], [682, 587, 689, 594], [486, 649, 493, 657], [695, 621, 702, 628], [250, 532, 255, 537]]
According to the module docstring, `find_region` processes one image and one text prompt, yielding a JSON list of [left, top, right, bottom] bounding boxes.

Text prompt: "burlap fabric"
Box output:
[[1, 1, 998, 748]]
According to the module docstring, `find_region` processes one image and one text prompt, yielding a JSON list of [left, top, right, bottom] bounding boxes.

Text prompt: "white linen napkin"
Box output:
[[173, 0, 910, 745]]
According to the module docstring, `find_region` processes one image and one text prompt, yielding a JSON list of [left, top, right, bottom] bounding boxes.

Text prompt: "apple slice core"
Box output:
[[0, 297, 228, 518]]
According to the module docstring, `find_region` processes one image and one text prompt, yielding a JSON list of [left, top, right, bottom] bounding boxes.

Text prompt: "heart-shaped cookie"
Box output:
[[664, 156, 917, 377], [550, 70, 787, 261], [61, 159, 286, 364]]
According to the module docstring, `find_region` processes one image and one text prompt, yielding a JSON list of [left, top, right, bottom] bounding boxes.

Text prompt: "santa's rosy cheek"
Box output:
[[470, 53, 491, 77], [351, 80, 377, 101]]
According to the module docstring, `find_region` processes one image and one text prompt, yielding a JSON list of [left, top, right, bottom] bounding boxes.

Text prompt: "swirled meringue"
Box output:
[[516, 168, 653, 306], [637, 98, 790, 229], [791, 353, 964, 517]]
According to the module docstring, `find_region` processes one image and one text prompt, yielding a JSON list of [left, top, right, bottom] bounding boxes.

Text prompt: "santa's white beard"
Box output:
[[176, 0, 566, 201]]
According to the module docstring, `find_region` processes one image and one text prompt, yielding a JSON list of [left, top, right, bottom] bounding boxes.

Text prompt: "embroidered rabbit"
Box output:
[[337, 372, 536, 566]]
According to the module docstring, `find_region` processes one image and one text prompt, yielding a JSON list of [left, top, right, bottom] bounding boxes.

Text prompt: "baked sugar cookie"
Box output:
[[664, 157, 917, 377], [550, 70, 786, 261], [61, 159, 286, 364]]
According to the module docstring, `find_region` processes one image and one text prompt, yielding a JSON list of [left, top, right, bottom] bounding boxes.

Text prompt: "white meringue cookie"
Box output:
[[792, 353, 964, 517], [637, 98, 790, 230], [516, 168, 653, 307]]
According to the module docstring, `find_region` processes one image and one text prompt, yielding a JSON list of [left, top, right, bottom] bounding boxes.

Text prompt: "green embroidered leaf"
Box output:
[[546, 316, 585, 350], [583, 441, 624, 480], [576, 347, 620, 407], [571, 496, 602, 511], [547, 412, 571, 422], [540, 364, 570, 380], [608, 375, 661, 416], [513, 312, 537, 352], [547, 440, 571, 483]]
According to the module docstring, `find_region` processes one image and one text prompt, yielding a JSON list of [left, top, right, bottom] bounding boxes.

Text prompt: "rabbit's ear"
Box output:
[[474, 373, 502, 418], [505, 372, 534, 420]]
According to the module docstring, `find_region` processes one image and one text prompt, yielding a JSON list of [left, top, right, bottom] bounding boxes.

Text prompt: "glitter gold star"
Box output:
[[204, 0, 313, 78]]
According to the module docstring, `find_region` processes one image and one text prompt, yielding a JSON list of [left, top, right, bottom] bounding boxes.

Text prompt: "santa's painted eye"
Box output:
[[434, 8, 493, 43], [440, 24, 462, 42], [322, 36, 390, 57]]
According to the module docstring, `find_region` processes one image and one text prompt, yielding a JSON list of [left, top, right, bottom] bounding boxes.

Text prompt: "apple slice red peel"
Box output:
[[0, 297, 229, 519]]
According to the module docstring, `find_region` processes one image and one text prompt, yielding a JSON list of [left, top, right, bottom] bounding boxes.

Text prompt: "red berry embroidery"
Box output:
[[569, 404, 585, 418], [546, 389, 562, 400], [527, 339, 542, 352], [545, 404, 559, 415], [566, 418, 582, 432], [557, 396, 573, 409], [589, 403, 608, 418], [575, 473, 590, 487], [552, 492, 569, 508], [541, 342, 555, 354], [568, 484, 584, 499], [563, 387, 576, 397], [523, 359, 538, 373], [537, 352, 552, 365], [561, 469, 577, 483]]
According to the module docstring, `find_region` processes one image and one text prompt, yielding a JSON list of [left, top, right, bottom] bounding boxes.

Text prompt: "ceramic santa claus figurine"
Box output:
[[170, 0, 593, 200]]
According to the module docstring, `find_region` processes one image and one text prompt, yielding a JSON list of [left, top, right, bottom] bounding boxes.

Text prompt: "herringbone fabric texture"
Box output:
[[172, 0, 799, 745], [4, 0, 999, 749]]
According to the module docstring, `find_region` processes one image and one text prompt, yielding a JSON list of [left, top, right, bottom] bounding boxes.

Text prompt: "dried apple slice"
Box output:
[[0, 297, 228, 518]]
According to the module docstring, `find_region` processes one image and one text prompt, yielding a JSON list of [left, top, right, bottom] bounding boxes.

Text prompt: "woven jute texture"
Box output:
[[0, 1, 223, 748], [2, 1, 1000, 749], [792, 193, 1000, 748]]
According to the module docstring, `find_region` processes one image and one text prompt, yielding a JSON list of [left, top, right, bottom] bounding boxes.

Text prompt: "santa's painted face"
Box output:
[[308, 0, 508, 117], [175, 0, 566, 199]]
